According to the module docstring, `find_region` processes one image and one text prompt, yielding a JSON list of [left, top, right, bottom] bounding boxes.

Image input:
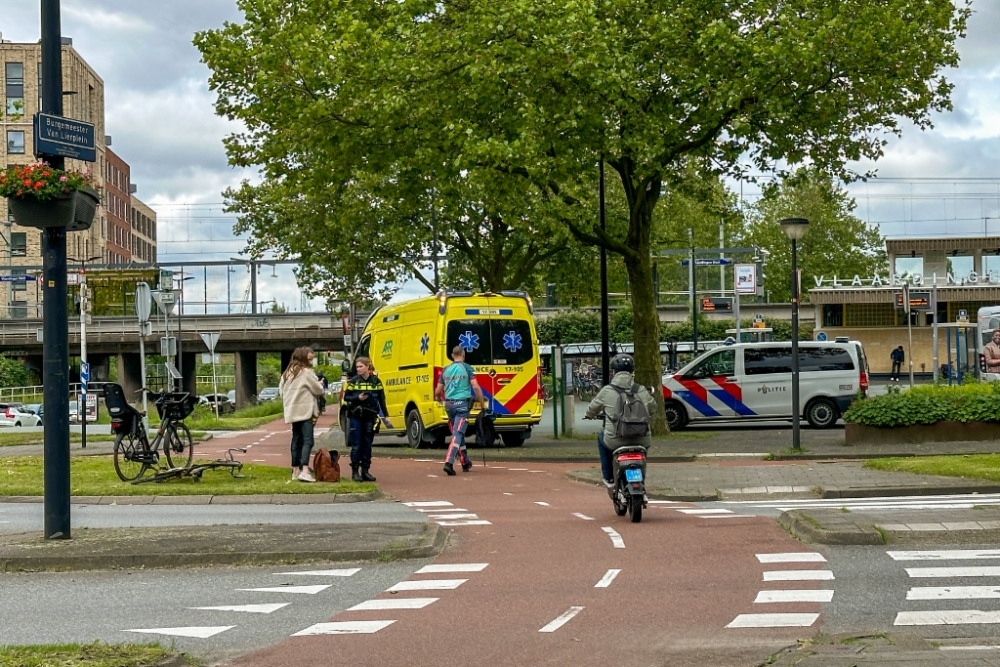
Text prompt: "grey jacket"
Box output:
[[585, 371, 657, 449]]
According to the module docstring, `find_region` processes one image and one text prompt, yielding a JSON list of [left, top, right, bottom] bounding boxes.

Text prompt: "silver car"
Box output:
[[258, 387, 280, 402], [0, 403, 42, 427]]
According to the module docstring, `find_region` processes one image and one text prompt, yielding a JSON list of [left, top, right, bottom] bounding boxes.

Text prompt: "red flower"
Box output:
[[23, 179, 32, 187], [34, 182, 44, 190]]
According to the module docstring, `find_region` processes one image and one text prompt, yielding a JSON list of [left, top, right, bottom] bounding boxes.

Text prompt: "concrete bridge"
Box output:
[[0, 313, 345, 407]]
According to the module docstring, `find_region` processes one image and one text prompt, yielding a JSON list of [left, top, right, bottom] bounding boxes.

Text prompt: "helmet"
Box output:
[[610, 354, 635, 374]]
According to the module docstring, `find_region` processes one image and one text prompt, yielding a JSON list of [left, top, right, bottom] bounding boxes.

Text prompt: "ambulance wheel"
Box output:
[[501, 432, 525, 447], [406, 409, 430, 449], [805, 398, 839, 429], [663, 400, 688, 431]]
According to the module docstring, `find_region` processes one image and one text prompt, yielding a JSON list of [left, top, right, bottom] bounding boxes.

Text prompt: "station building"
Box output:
[[809, 237, 1000, 374]]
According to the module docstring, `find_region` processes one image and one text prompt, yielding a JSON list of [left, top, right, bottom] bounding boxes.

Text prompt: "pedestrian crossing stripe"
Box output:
[[190, 604, 289, 614], [757, 553, 827, 563], [726, 613, 819, 628], [754, 590, 833, 603], [238, 585, 331, 594], [763, 570, 834, 581], [293, 620, 396, 636], [906, 566, 1000, 578], [907, 586, 1000, 600], [126, 626, 235, 639], [895, 610, 1000, 626], [889, 550, 1000, 561]]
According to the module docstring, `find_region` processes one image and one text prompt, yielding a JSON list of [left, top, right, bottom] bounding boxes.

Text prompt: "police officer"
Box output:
[[343, 356, 391, 482]]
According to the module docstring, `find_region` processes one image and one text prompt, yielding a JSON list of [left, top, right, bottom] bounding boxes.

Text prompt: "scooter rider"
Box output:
[[585, 354, 657, 487]]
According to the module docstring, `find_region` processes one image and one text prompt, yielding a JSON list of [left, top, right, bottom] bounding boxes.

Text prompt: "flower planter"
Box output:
[[6, 186, 98, 231], [845, 421, 1000, 445]]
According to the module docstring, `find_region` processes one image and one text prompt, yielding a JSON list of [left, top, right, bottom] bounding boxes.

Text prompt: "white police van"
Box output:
[[661, 340, 868, 430]]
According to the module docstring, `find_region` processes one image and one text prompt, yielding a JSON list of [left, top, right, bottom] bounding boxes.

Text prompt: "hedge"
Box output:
[[843, 383, 1000, 428]]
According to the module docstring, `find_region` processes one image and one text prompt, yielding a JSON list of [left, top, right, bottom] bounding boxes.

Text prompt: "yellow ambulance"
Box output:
[[341, 291, 543, 448]]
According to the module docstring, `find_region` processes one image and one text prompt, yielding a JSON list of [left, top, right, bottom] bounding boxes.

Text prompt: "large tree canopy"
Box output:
[[197, 0, 968, 431]]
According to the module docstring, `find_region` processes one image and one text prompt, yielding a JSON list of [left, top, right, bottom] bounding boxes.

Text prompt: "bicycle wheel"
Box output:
[[164, 421, 194, 469], [113, 431, 147, 482]]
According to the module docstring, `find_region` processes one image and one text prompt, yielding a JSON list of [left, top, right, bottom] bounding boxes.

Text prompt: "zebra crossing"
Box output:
[[718, 492, 1000, 514], [294, 562, 489, 636], [889, 550, 1000, 627], [726, 552, 830, 629], [403, 500, 492, 526]]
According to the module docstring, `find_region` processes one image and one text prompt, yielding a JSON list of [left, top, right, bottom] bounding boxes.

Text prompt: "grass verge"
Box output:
[[865, 454, 1000, 482], [0, 432, 118, 448], [0, 642, 192, 667], [176, 400, 285, 431], [0, 455, 377, 496]]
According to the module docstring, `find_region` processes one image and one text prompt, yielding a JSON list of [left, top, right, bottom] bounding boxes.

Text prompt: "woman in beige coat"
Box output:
[[279, 347, 325, 482]]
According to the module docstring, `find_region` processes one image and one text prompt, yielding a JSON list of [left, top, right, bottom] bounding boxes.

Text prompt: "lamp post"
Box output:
[[780, 217, 809, 451]]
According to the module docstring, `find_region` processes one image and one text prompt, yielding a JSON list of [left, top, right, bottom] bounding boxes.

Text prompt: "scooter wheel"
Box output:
[[613, 482, 628, 516], [629, 495, 643, 523]]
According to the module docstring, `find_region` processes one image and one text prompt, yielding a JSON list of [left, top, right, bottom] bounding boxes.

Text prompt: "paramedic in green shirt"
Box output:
[[434, 345, 486, 476]]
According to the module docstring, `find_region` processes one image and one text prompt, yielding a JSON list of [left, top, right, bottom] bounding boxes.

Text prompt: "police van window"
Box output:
[[490, 319, 533, 365], [447, 320, 492, 366], [687, 349, 735, 378], [744, 347, 793, 375], [799, 347, 855, 372]]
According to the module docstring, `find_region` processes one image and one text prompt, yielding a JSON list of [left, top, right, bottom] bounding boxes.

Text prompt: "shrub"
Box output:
[[843, 382, 1000, 427], [536, 309, 602, 344]]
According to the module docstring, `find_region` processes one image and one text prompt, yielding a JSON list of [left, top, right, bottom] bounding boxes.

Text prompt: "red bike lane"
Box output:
[[226, 455, 829, 667]]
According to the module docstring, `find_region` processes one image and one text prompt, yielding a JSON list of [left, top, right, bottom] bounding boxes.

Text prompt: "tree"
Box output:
[[197, 0, 968, 433], [0, 356, 30, 388], [743, 170, 886, 303]]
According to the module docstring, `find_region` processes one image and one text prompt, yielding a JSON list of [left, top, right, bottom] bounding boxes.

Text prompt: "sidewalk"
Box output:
[[766, 632, 1000, 667]]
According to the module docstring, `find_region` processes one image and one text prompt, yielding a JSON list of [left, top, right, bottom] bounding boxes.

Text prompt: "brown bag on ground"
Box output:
[[313, 448, 341, 482]]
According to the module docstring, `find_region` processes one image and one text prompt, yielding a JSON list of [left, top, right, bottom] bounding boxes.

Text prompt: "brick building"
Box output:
[[1, 37, 157, 317]]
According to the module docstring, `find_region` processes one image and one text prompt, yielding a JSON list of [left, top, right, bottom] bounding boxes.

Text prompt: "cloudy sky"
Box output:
[[4, 1, 1000, 305]]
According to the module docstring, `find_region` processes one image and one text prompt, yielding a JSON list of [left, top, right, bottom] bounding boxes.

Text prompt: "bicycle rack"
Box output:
[[132, 448, 247, 485]]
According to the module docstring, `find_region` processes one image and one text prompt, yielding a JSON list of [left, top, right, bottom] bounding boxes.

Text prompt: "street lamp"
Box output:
[[780, 217, 809, 450]]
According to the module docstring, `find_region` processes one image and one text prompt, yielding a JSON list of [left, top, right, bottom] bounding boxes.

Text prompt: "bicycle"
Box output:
[[105, 383, 197, 482]]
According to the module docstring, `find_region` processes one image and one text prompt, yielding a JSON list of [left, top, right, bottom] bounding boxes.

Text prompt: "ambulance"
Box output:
[[661, 340, 868, 430], [341, 291, 543, 448]]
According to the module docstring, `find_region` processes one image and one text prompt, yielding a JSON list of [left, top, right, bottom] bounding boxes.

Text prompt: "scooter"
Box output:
[[609, 444, 647, 523]]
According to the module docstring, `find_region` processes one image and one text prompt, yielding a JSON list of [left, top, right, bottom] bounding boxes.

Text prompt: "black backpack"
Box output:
[[476, 409, 498, 448], [610, 384, 650, 439]]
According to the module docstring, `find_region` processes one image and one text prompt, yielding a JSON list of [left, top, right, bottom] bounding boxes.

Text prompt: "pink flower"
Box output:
[[59, 176, 68, 182]]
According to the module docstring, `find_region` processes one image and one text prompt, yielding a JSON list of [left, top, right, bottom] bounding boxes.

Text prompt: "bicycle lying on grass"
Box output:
[[105, 383, 197, 482]]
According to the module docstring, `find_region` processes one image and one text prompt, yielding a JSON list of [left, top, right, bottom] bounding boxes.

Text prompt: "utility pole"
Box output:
[[599, 158, 610, 383], [69, 249, 100, 450], [41, 0, 71, 540]]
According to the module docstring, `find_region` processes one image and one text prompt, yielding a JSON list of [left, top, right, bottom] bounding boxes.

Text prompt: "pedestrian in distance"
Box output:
[[434, 345, 486, 476], [890, 345, 905, 382], [984, 329, 1000, 374], [279, 346, 325, 483], [585, 354, 657, 487], [343, 356, 391, 482]]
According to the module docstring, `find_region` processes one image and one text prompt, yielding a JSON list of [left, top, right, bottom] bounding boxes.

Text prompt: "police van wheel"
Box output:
[[663, 400, 688, 431], [406, 409, 430, 449], [805, 398, 839, 429]]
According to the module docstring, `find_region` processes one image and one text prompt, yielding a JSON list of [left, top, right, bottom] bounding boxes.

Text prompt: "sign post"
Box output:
[[136, 283, 152, 427], [78, 274, 90, 449], [904, 283, 915, 387], [200, 332, 222, 417], [735, 264, 758, 343]]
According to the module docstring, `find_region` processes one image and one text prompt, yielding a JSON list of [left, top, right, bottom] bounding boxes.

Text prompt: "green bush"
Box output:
[[0, 355, 31, 388], [844, 383, 1000, 427], [536, 310, 602, 345]]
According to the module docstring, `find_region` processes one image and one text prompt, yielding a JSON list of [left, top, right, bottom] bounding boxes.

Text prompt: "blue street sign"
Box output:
[[34, 113, 97, 162], [80, 361, 90, 383], [681, 258, 733, 266], [816, 332, 828, 341], [0, 275, 36, 282]]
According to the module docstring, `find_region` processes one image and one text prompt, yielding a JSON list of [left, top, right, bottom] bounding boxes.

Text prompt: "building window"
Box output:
[[822, 304, 844, 327], [6, 130, 26, 154], [5, 62, 24, 116], [10, 232, 26, 258], [844, 303, 897, 327], [11, 300, 27, 319], [12, 279, 26, 292]]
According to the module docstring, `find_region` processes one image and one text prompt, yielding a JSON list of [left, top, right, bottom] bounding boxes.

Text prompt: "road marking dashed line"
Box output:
[[601, 526, 625, 549], [572, 513, 595, 521], [595, 569, 621, 588], [539, 606, 585, 633]]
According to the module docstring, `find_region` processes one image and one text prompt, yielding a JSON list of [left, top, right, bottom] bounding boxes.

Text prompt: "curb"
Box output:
[[778, 510, 885, 545], [821, 484, 1000, 499], [0, 522, 449, 573], [564, 470, 720, 501], [0, 491, 384, 505]]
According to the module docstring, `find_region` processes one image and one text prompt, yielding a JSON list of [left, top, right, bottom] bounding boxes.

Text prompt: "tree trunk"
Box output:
[[622, 219, 669, 435]]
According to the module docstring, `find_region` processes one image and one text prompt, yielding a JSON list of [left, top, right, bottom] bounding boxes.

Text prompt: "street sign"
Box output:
[[139, 321, 152, 337], [700, 297, 734, 312], [816, 332, 828, 341], [735, 264, 757, 295], [0, 275, 36, 282], [681, 258, 733, 266], [135, 282, 152, 322], [344, 333, 353, 347], [200, 331, 221, 353], [159, 269, 174, 288], [80, 361, 90, 382], [958, 309, 969, 323], [153, 290, 175, 315], [160, 336, 177, 356], [33, 113, 97, 162]]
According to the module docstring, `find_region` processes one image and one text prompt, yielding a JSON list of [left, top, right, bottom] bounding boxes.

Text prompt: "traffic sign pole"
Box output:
[[80, 279, 89, 449]]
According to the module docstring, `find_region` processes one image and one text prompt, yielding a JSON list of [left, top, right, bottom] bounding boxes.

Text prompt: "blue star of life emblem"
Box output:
[[503, 330, 523, 353], [420, 333, 430, 355], [458, 331, 480, 352]]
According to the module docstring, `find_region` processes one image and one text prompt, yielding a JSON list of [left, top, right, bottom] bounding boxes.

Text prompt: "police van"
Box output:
[[342, 291, 543, 447], [661, 340, 868, 430]]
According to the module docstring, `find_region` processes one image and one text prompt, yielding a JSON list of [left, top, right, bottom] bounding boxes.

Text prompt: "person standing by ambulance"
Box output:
[[343, 357, 390, 482], [435, 346, 486, 476]]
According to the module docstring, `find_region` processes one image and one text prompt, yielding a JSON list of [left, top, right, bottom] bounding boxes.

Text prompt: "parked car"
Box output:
[[23, 403, 43, 425], [258, 387, 280, 402], [199, 393, 234, 414], [0, 403, 42, 427], [227, 390, 236, 405]]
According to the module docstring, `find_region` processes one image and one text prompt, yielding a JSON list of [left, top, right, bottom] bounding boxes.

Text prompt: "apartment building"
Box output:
[[1, 37, 156, 317], [131, 196, 157, 264]]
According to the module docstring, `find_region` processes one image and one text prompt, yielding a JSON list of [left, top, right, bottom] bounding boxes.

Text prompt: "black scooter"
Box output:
[[609, 444, 647, 523]]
